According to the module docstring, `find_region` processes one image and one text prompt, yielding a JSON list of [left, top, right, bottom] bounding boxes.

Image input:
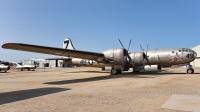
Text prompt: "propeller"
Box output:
[[140, 44, 151, 70], [118, 38, 134, 70]]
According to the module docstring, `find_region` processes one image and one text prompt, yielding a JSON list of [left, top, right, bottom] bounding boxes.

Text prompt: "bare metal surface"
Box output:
[[0, 67, 200, 112]]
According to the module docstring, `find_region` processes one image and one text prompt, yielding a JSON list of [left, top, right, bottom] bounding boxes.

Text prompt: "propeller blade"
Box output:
[[140, 45, 144, 52], [146, 44, 149, 56], [127, 54, 134, 65], [127, 39, 132, 52], [142, 59, 146, 70], [122, 56, 127, 69], [118, 38, 125, 49], [145, 44, 151, 67], [118, 38, 134, 70], [140, 44, 151, 69], [146, 57, 151, 67]]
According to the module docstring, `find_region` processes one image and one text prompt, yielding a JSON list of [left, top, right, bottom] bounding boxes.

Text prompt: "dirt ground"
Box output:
[[0, 67, 200, 112]]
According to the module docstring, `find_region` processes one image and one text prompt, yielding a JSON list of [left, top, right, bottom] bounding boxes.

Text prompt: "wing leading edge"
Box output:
[[2, 43, 104, 60]]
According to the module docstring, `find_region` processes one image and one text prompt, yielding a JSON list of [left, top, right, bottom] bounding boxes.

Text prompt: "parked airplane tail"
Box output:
[[63, 38, 75, 50], [12, 62, 21, 68]]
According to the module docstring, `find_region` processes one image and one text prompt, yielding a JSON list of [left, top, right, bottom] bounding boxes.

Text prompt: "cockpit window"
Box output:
[[186, 50, 188, 52], [179, 50, 181, 52], [182, 48, 186, 52], [172, 51, 175, 53]]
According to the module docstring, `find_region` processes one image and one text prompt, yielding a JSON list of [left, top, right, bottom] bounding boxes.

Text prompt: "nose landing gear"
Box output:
[[187, 65, 194, 74]]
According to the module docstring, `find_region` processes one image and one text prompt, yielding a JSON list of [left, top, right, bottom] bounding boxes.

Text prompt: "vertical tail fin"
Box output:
[[63, 38, 75, 50], [12, 62, 21, 68]]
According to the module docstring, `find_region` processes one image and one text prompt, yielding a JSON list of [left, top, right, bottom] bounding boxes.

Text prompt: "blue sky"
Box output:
[[0, 0, 200, 62]]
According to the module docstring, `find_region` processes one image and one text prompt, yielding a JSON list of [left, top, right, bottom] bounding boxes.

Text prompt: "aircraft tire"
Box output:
[[21, 69, 23, 71], [187, 68, 194, 74], [117, 70, 122, 74], [111, 68, 118, 75], [28, 69, 30, 71]]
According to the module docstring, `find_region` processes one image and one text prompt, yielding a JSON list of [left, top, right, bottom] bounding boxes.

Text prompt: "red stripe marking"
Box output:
[[1, 43, 10, 48]]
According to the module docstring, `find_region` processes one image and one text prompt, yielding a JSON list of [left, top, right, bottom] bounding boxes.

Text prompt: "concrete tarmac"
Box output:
[[0, 67, 200, 112]]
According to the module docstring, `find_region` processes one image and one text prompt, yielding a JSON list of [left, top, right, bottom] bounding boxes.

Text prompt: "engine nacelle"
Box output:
[[102, 48, 125, 64], [133, 65, 161, 72], [129, 52, 144, 66]]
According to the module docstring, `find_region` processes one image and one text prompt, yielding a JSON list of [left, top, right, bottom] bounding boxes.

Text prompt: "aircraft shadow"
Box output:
[[0, 87, 69, 105], [129, 71, 200, 75], [44, 74, 153, 85], [67, 71, 110, 73], [0, 72, 10, 74], [44, 70, 200, 85]]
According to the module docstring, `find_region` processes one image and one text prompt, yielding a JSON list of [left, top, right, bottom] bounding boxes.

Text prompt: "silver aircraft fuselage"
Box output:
[[63, 48, 197, 68]]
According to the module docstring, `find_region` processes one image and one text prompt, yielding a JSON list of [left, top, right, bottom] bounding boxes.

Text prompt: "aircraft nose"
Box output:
[[193, 51, 197, 58]]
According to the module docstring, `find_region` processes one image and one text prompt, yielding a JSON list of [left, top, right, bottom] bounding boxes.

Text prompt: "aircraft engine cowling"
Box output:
[[129, 52, 144, 66], [133, 65, 161, 72], [102, 48, 125, 64]]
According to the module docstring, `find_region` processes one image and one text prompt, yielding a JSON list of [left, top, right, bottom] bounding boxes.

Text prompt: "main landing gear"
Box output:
[[111, 68, 121, 75], [187, 65, 194, 74]]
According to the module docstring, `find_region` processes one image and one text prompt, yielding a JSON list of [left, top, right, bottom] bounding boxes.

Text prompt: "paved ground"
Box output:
[[0, 67, 200, 112]]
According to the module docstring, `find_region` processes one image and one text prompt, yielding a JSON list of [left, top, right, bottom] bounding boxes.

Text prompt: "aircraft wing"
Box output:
[[2, 43, 105, 61], [45, 57, 72, 61]]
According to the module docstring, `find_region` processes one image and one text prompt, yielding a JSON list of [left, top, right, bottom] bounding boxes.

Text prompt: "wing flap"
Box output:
[[2, 43, 104, 60]]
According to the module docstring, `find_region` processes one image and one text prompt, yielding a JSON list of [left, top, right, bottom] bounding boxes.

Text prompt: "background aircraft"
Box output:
[[0, 64, 10, 72], [12, 62, 36, 71], [2, 38, 197, 75]]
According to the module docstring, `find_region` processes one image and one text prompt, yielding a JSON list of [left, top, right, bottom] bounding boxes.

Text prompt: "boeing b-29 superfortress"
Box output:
[[2, 38, 197, 75]]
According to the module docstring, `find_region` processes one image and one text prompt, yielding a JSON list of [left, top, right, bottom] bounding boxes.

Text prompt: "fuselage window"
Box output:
[[179, 50, 181, 52], [172, 51, 175, 53]]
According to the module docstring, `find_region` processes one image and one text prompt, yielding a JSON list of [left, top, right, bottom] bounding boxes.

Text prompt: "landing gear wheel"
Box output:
[[187, 68, 194, 74], [28, 68, 30, 71], [21, 69, 23, 71], [111, 68, 118, 75], [117, 70, 122, 74]]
